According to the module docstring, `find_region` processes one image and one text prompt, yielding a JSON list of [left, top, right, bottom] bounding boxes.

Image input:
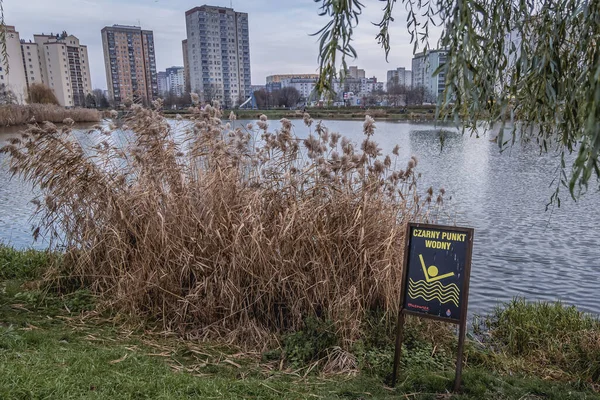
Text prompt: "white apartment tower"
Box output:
[[185, 5, 251, 107], [411, 50, 447, 100], [30, 32, 92, 107], [387, 67, 412, 88], [166, 66, 185, 97], [0, 25, 28, 104]]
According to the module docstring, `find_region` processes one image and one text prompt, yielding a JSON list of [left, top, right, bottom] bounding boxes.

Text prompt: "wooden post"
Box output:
[[453, 317, 467, 391]]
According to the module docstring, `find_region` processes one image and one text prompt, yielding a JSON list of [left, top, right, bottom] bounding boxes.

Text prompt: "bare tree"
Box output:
[[278, 87, 301, 108], [0, 84, 16, 105]]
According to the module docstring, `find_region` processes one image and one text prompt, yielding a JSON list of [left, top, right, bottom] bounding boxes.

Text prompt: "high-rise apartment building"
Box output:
[[0, 26, 92, 106], [0, 25, 28, 104], [165, 66, 185, 97], [101, 25, 158, 105], [157, 71, 168, 95], [185, 5, 251, 107], [157, 67, 186, 97], [411, 50, 447, 100], [181, 39, 190, 92], [29, 32, 92, 107], [348, 66, 366, 79], [387, 67, 412, 88]]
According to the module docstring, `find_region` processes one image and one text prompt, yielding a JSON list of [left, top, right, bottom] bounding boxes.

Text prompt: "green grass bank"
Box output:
[[1, 245, 599, 399]]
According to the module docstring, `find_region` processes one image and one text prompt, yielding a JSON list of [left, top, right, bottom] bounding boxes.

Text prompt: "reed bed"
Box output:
[[0, 104, 101, 127], [1, 101, 444, 349]]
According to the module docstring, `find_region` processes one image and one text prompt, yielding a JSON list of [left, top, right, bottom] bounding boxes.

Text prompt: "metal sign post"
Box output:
[[391, 223, 474, 392]]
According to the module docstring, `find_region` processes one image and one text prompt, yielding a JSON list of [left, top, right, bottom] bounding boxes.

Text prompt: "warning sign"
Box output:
[[401, 224, 473, 323]]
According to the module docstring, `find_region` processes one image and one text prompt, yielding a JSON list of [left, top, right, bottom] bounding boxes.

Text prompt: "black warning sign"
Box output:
[[401, 223, 474, 323]]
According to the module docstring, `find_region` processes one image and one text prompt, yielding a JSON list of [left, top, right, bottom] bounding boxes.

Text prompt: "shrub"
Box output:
[[0, 245, 54, 280], [1, 102, 444, 351], [477, 298, 600, 382], [27, 83, 60, 105]]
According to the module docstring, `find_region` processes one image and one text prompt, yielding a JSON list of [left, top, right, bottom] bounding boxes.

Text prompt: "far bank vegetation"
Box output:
[[0, 84, 101, 127], [0, 103, 101, 127]]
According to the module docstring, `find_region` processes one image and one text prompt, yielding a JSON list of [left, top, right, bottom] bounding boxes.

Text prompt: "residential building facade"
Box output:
[[157, 71, 168, 95], [165, 66, 185, 97], [332, 77, 383, 98], [101, 25, 158, 105], [348, 66, 365, 79], [185, 5, 251, 107], [266, 74, 318, 93], [411, 49, 447, 100], [28, 32, 92, 107], [181, 39, 190, 92], [0, 26, 28, 104], [278, 77, 316, 100], [387, 67, 412, 88]]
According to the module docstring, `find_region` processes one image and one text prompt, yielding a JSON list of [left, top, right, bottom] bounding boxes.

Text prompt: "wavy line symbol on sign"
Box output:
[[408, 253, 460, 307], [408, 278, 460, 307]]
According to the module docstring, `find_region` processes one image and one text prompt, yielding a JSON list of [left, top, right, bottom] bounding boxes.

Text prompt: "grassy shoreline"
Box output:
[[1, 245, 598, 399]]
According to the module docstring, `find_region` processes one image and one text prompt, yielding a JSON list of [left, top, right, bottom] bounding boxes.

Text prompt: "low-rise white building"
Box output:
[[279, 77, 316, 99]]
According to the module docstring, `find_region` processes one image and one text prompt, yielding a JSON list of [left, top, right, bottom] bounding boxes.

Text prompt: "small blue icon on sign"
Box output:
[[446, 309, 452, 317]]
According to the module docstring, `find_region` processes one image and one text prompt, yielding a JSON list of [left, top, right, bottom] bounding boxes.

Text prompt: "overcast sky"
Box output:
[[5, 0, 442, 90]]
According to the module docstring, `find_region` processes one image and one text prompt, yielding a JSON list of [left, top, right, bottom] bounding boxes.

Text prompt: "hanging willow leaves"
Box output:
[[0, 0, 7, 74], [315, 0, 600, 200]]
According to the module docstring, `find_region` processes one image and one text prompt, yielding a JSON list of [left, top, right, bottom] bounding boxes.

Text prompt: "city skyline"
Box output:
[[4, 0, 442, 91]]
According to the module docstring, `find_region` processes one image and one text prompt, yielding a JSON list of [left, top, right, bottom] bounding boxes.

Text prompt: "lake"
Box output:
[[1, 118, 598, 317]]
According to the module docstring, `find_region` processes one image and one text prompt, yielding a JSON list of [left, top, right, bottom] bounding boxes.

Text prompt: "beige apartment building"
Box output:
[[101, 25, 158, 105], [0, 26, 29, 104], [25, 32, 93, 107], [265, 74, 319, 84]]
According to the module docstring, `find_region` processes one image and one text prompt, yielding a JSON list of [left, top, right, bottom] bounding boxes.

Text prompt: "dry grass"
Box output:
[[1, 101, 444, 350], [0, 104, 101, 127]]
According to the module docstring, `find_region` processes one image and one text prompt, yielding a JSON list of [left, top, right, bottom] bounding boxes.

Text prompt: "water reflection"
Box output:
[[0, 119, 598, 316]]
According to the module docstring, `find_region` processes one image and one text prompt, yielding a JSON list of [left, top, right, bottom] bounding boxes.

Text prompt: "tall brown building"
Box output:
[[101, 25, 157, 105]]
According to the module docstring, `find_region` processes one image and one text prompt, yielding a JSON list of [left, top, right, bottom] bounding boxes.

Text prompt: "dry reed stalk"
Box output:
[[1, 100, 445, 350]]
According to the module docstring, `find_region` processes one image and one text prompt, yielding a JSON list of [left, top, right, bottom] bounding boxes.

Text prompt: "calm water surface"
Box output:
[[1, 119, 598, 316]]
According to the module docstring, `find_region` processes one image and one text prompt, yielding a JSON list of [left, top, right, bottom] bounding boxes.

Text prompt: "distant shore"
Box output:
[[164, 105, 440, 122], [0, 104, 101, 127]]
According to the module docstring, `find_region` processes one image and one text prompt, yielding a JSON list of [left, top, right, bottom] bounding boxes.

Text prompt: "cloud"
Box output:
[[4, 0, 442, 89]]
